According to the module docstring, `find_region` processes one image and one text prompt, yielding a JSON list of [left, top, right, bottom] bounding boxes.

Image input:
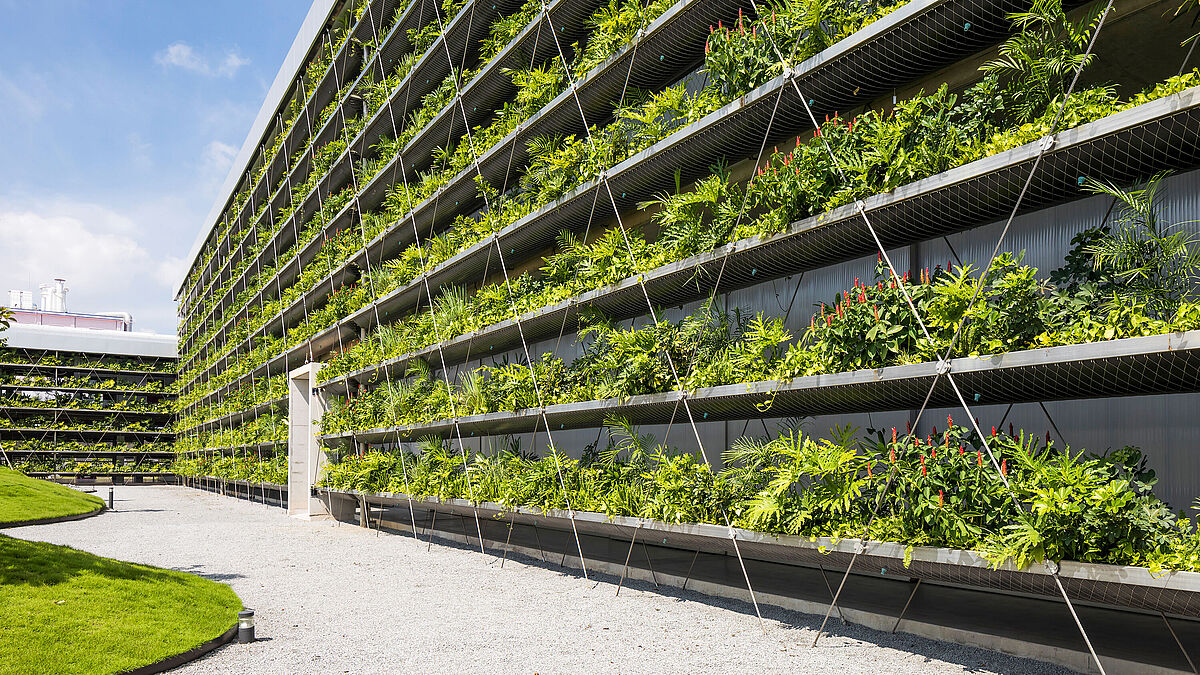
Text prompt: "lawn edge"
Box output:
[[0, 504, 105, 529], [118, 621, 239, 675]]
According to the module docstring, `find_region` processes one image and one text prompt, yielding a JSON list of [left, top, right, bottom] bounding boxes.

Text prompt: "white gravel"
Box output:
[[5, 486, 1075, 674]]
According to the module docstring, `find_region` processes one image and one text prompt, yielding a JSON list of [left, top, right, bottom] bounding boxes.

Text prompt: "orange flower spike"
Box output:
[[1001, 458, 1007, 477], [938, 490, 944, 508], [920, 455, 927, 476], [977, 450, 983, 466]]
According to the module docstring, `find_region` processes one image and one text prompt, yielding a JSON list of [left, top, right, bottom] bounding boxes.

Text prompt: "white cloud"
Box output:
[[202, 140, 237, 175], [0, 203, 146, 295], [155, 42, 203, 72], [216, 53, 250, 78], [0, 199, 180, 331], [154, 42, 248, 78], [153, 256, 187, 291]]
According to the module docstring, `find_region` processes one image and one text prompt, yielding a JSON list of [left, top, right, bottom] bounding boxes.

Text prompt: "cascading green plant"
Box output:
[[319, 230, 1200, 435], [315, 419, 1200, 572]]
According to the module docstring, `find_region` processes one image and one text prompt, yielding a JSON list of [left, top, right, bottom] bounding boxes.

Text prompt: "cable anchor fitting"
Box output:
[[936, 359, 952, 375]]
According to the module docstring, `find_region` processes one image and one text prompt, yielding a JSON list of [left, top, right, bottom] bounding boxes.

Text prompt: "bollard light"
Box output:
[[107, 487, 114, 510], [237, 609, 255, 643]]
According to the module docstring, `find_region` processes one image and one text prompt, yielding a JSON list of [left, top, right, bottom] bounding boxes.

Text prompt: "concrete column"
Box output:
[[287, 362, 331, 519]]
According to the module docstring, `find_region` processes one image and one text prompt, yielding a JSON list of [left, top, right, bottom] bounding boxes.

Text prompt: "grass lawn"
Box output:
[[0, 468, 104, 526], [0, 534, 242, 674]]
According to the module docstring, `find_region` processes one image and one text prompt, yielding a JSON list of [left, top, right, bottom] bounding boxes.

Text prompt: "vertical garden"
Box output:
[[175, 0, 1200, 648], [1, 337, 176, 482]]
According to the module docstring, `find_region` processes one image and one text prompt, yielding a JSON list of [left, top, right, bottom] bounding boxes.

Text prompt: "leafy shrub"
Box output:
[[316, 419, 1200, 572]]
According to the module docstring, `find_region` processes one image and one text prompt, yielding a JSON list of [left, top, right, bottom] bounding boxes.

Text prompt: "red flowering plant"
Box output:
[[861, 419, 1017, 551], [703, 0, 908, 101], [704, 9, 775, 99], [777, 256, 947, 378]]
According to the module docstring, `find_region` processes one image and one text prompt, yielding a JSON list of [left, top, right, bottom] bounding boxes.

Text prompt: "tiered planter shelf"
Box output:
[[182, 475, 289, 508], [179, 0, 419, 315], [316, 485, 1200, 618], [178, 0, 722, 399], [182, 0, 1075, 416], [318, 86, 1200, 392], [319, 330, 1200, 442], [179, 0, 523, 374], [178, 442, 284, 457], [16, 470, 175, 481], [1, 346, 176, 483]]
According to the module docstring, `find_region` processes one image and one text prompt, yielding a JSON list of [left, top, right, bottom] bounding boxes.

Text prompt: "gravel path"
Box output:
[[5, 486, 1074, 674]]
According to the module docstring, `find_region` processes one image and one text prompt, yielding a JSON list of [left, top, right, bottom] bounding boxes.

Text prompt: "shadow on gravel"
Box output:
[[170, 564, 247, 583], [357, 512, 1073, 675]]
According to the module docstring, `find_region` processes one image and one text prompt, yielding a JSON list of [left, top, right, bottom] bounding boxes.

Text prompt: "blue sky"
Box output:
[[0, 1, 308, 334]]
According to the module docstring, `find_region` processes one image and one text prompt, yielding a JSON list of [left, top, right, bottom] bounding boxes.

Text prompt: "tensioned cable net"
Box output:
[[0, 348, 176, 481], [172, 0, 1200, 669], [750, 0, 1117, 660]]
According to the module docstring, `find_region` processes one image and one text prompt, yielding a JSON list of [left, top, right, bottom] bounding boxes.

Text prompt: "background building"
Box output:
[[1, 322, 176, 483], [7, 279, 135, 331]]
